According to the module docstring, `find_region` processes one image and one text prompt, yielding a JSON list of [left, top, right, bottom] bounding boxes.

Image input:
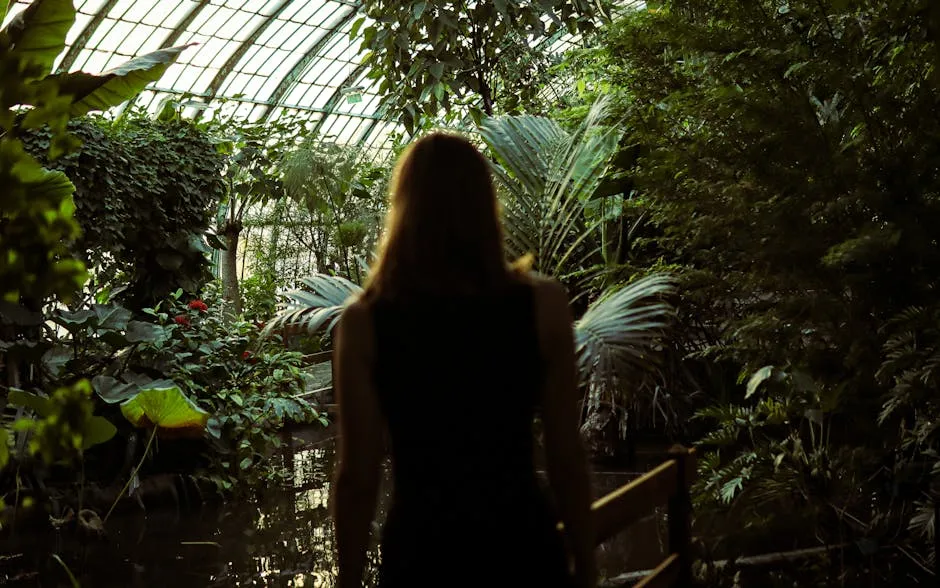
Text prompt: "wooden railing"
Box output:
[[296, 351, 337, 412], [581, 445, 696, 587]]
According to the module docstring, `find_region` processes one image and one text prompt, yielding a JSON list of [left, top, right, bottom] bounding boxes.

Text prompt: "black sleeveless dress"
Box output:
[[370, 280, 574, 588]]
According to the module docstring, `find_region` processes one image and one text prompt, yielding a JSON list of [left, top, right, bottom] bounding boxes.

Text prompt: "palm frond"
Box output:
[[574, 273, 677, 408], [479, 97, 622, 278], [263, 273, 362, 338]]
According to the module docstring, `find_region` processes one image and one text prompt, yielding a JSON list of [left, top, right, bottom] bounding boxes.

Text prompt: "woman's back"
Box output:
[[332, 132, 594, 588], [369, 278, 572, 586]]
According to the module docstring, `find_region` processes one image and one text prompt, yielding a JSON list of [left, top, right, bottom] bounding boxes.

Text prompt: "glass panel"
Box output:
[[76, 0, 112, 14], [143, 1, 195, 28], [239, 45, 278, 75], [188, 37, 231, 68], [81, 50, 113, 74], [65, 13, 95, 45], [115, 0, 156, 23], [95, 20, 138, 54]]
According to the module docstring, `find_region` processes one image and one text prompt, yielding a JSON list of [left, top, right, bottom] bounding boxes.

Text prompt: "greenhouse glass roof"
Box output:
[[4, 0, 401, 150], [4, 1, 645, 152]]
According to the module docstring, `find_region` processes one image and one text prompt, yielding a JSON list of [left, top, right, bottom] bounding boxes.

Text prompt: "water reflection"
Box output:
[[0, 428, 663, 586]]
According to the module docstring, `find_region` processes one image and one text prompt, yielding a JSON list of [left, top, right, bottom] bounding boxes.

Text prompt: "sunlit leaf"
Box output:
[[0, 429, 9, 470], [1, 0, 75, 77], [48, 43, 196, 116], [120, 384, 209, 434], [263, 273, 361, 337], [746, 366, 776, 399]]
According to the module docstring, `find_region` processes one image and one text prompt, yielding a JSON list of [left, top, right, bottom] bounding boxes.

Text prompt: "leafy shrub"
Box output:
[[21, 111, 226, 310], [41, 283, 326, 492]]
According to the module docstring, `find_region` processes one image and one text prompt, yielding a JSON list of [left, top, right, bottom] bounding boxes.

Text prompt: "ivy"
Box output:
[[22, 110, 226, 309]]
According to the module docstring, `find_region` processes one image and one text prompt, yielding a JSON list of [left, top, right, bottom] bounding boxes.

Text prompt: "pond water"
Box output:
[[0, 427, 667, 587]]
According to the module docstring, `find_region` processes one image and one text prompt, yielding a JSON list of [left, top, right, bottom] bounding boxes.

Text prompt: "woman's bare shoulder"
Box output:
[[520, 272, 569, 313], [336, 297, 373, 353]]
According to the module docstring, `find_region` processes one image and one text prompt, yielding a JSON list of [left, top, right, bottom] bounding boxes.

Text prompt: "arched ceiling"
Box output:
[[5, 0, 402, 152], [4, 1, 646, 154]]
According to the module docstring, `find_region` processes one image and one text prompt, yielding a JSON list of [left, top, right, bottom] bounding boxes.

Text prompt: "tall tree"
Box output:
[[355, 0, 601, 132]]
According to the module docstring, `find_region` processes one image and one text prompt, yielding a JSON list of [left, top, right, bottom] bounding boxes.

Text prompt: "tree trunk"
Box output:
[[220, 221, 243, 317]]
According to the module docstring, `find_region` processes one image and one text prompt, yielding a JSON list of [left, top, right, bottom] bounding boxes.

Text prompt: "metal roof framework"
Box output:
[[3, 1, 645, 154], [5, 0, 402, 152]]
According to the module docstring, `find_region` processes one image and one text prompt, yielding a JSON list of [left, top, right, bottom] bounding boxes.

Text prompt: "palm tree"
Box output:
[[478, 97, 621, 284], [265, 99, 676, 438]]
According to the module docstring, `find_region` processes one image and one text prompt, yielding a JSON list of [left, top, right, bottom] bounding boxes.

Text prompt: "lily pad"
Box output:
[[120, 384, 209, 437]]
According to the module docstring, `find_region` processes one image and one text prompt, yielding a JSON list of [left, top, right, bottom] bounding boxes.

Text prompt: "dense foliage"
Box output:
[[0, 0, 329, 534], [22, 112, 226, 309], [561, 0, 940, 583], [0, 0, 192, 522], [356, 0, 599, 131]]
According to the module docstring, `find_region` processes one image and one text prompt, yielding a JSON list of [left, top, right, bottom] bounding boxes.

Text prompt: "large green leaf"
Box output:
[[92, 374, 177, 404], [124, 320, 167, 344], [92, 304, 131, 331], [8, 388, 53, 417], [0, 1, 9, 26], [12, 158, 75, 204], [91, 375, 141, 404], [120, 384, 209, 432], [82, 416, 116, 450], [746, 366, 776, 399], [0, 428, 8, 470], [49, 43, 195, 116], [0, 0, 75, 76], [42, 345, 70, 377]]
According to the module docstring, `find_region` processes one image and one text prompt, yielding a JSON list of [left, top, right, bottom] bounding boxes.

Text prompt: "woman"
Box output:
[[332, 132, 596, 588]]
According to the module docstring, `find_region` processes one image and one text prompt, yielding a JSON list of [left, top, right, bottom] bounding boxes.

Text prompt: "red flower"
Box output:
[[188, 300, 208, 312], [241, 350, 258, 364], [174, 315, 190, 327], [241, 351, 251, 360]]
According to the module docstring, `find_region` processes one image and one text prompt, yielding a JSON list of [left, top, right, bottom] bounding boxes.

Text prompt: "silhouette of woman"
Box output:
[[333, 132, 596, 588]]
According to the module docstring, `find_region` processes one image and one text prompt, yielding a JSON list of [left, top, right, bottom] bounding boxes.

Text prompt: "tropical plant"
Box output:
[[574, 273, 675, 419], [0, 0, 192, 520], [263, 274, 361, 339], [354, 0, 600, 131], [33, 284, 326, 496], [479, 97, 622, 289], [104, 382, 209, 522], [280, 139, 388, 283], [564, 0, 940, 581], [214, 120, 291, 316]]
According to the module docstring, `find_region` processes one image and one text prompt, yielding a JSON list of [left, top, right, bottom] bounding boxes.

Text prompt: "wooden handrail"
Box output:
[[560, 445, 696, 587], [296, 385, 333, 400], [592, 459, 679, 544], [635, 553, 680, 588], [301, 351, 333, 365]]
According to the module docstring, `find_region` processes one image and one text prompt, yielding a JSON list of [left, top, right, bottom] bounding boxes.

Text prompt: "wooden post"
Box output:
[[667, 445, 693, 587]]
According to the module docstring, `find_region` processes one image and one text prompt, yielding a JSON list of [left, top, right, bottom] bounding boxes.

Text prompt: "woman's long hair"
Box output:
[[363, 132, 512, 301]]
